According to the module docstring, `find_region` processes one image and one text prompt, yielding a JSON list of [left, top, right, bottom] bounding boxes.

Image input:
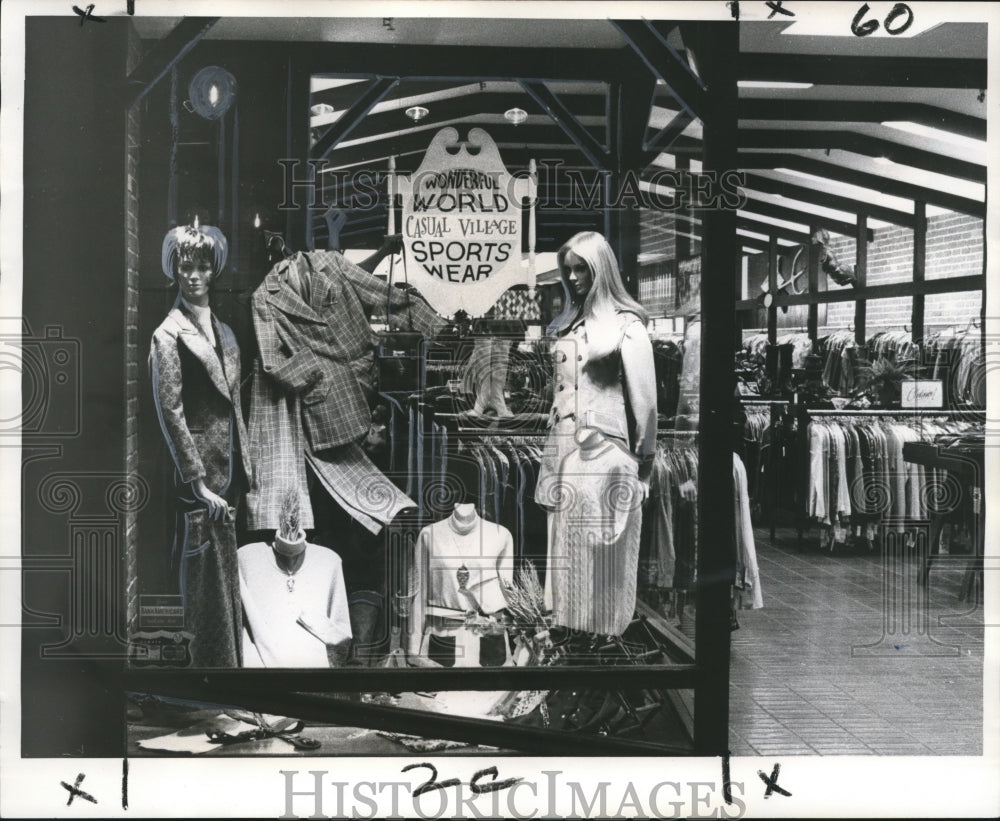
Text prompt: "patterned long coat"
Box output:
[[149, 300, 252, 496], [149, 299, 250, 667]]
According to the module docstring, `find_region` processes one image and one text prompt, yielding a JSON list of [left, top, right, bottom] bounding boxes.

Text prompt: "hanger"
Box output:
[[263, 230, 292, 259]]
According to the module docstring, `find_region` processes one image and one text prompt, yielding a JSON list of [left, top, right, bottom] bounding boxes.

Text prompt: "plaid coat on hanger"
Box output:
[[246, 250, 441, 531], [251, 250, 443, 450]]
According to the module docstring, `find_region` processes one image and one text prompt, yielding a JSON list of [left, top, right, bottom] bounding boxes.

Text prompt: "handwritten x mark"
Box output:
[[61, 773, 97, 806], [758, 762, 791, 799], [72, 5, 106, 25]]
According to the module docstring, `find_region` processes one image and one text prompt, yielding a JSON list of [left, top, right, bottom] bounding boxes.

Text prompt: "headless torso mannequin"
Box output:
[[238, 526, 352, 668], [408, 503, 514, 667]]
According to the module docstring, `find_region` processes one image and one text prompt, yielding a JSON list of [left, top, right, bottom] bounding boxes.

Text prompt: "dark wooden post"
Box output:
[[606, 76, 652, 299], [285, 58, 312, 252], [855, 214, 868, 345], [912, 202, 926, 345], [693, 19, 737, 757], [767, 235, 779, 344], [807, 223, 820, 341]]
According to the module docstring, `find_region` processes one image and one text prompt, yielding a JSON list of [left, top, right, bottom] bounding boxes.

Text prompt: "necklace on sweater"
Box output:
[[273, 550, 304, 593], [279, 563, 297, 593]]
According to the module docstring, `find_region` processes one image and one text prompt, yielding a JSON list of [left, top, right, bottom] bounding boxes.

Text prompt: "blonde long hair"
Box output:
[[546, 232, 648, 358]]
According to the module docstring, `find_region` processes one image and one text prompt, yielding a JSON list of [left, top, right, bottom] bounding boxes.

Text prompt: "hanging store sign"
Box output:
[[397, 127, 535, 318]]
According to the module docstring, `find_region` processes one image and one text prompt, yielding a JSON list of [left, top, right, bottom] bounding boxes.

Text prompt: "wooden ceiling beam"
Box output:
[[294, 42, 629, 82], [313, 77, 400, 159], [740, 171, 915, 228], [740, 128, 985, 184], [520, 81, 610, 170], [645, 110, 696, 159], [741, 53, 987, 89], [611, 20, 706, 119], [126, 17, 219, 108], [320, 123, 602, 170], [740, 195, 875, 241], [738, 153, 984, 217], [310, 79, 459, 112], [738, 214, 812, 245], [739, 99, 986, 142], [321, 90, 607, 145]]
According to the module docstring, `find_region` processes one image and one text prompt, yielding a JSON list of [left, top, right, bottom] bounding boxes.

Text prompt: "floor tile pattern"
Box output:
[[728, 529, 984, 756]]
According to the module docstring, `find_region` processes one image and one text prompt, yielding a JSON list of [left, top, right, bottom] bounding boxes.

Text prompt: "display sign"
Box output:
[[397, 127, 535, 318], [901, 379, 944, 409]]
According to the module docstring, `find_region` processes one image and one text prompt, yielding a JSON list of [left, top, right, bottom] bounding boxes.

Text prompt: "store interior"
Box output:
[[19, 13, 987, 758]]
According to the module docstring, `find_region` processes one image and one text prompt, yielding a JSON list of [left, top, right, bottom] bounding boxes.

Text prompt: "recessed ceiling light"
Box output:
[[405, 105, 429, 122], [738, 81, 814, 89], [504, 107, 527, 126]]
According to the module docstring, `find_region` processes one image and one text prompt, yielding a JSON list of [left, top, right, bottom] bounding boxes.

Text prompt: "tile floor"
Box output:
[[728, 528, 984, 755]]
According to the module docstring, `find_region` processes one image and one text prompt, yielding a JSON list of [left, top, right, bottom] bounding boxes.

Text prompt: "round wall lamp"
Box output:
[[504, 107, 528, 126], [310, 102, 335, 117], [187, 66, 237, 120], [405, 105, 429, 122]]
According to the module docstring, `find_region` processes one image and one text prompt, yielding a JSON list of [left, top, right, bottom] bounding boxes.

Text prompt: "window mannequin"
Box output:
[[407, 503, 514, 667], [149, 224, 251, 667], [238, 492, 351, 668], [535, 231, 656, 636]]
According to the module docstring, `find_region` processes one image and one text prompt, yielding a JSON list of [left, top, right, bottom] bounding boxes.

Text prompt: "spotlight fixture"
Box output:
[[187, 66, 237, 120], [504, 107, 528, 126], [405, 105, 429, 122]]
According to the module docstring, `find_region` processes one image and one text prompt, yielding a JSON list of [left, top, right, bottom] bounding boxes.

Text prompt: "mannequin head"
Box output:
[[547, 231, 647, 338], [161, 224, 228, 306]]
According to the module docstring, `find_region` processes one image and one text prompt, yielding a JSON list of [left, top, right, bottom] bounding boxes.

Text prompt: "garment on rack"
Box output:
[[926, 328, 985, 407], [638, 448, 676, 588], [651, 336, 684, 419], [638, 440, 761, 608], [733, 453, 763, 610], [866, 331, 916, 365], [803, 414, 982, 539], [457, 439, 543, 562], [740, 405, 771, 505], [817, 330, 860, 395]]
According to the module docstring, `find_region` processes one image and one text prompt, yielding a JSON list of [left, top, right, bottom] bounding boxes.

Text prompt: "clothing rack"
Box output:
[[785, 405, 985, 552], [739, 399, 789, 405], [803, 408, 984, 416], [456, 425, 547, 437]]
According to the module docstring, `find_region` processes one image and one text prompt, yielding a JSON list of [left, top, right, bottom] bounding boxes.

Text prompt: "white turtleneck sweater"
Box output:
[[179, 295, 217, 348], [407, 507, 513, 658]]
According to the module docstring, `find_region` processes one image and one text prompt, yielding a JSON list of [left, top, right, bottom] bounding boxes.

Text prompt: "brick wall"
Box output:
[[125, 22, 141, 637], [826, 212, 983, 332]]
